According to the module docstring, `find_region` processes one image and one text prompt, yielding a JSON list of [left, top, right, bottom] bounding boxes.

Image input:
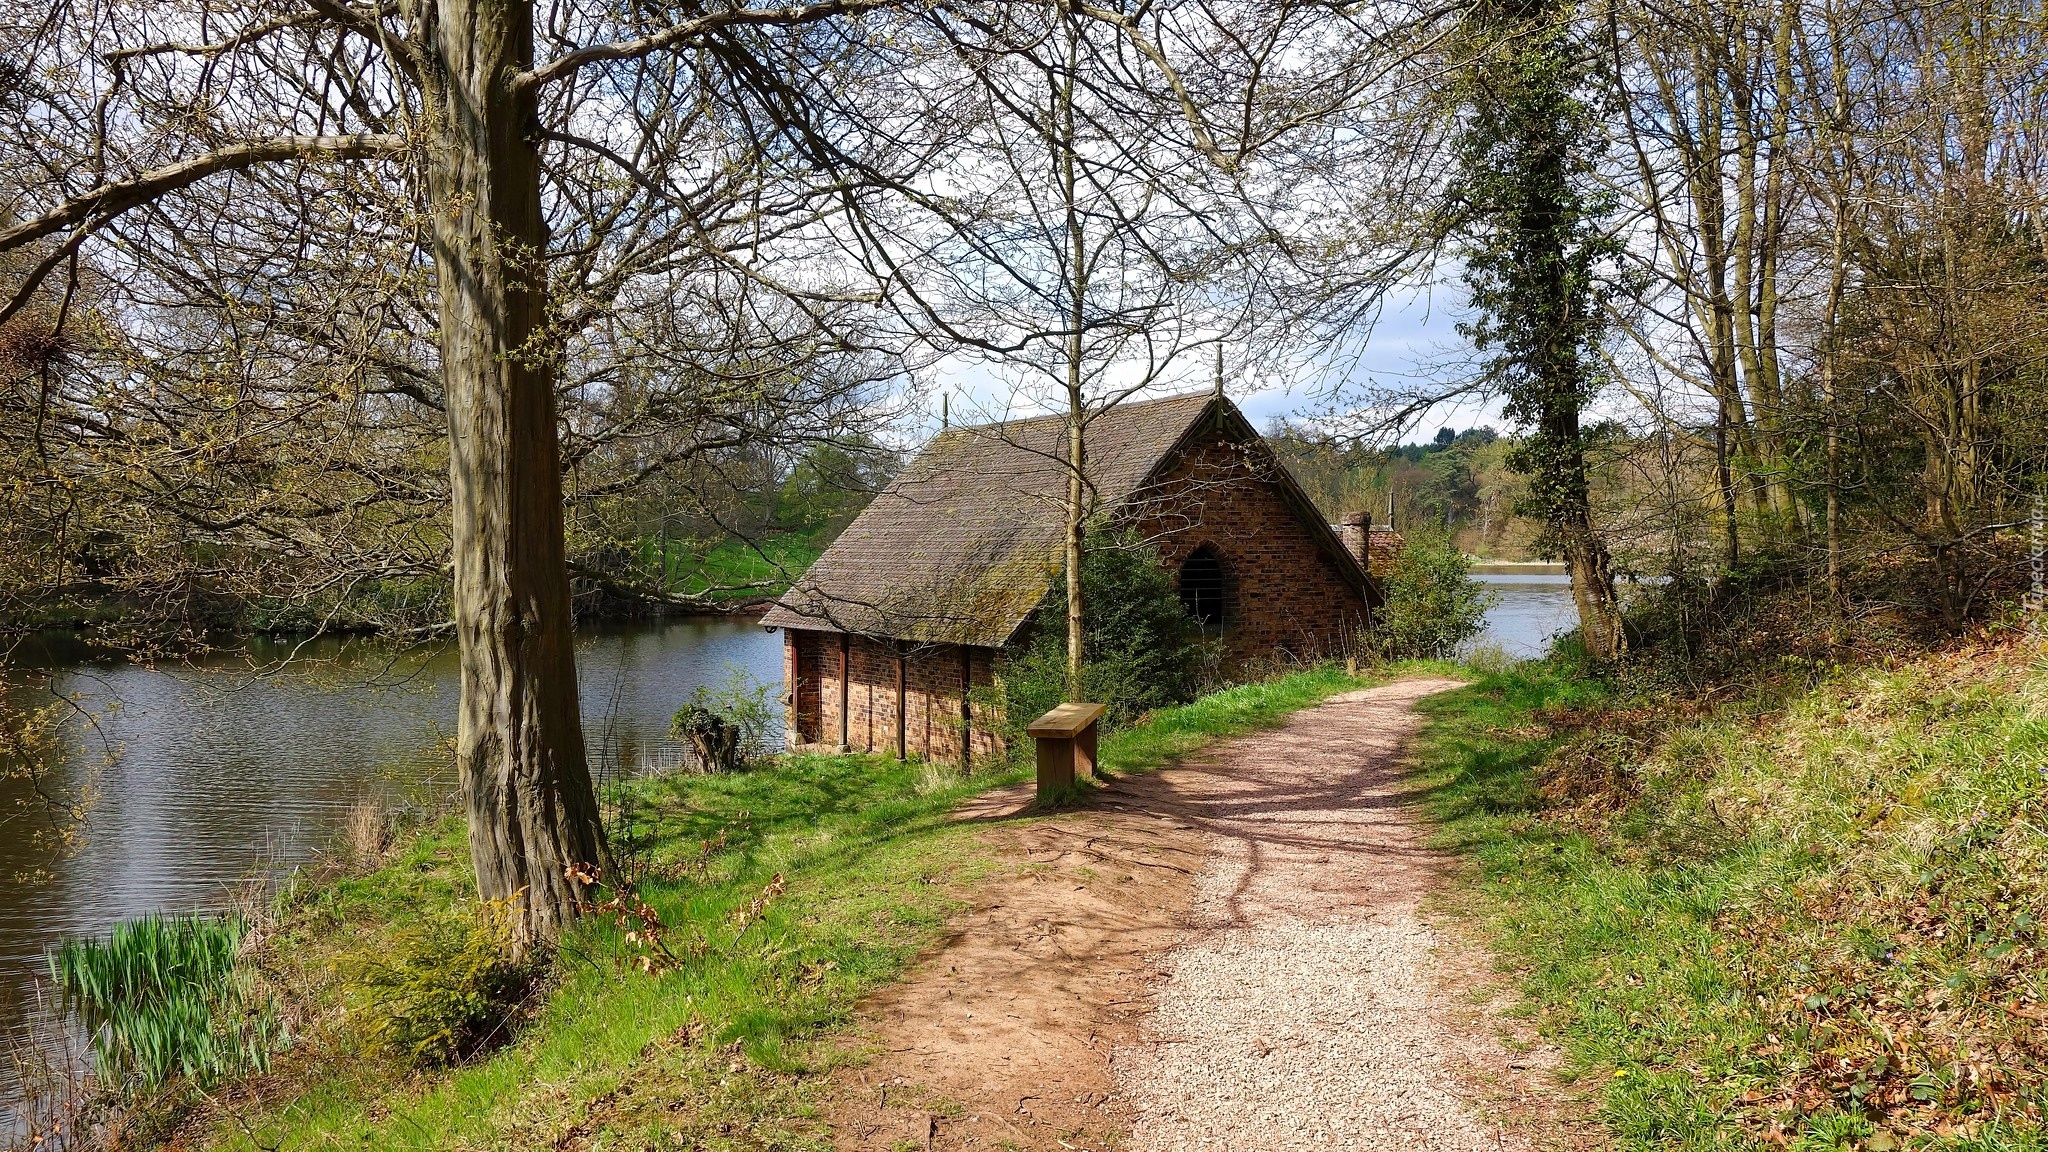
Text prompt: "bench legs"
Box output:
[[1034, 723, 1099, 799], [1036, 735, 1076, 798]]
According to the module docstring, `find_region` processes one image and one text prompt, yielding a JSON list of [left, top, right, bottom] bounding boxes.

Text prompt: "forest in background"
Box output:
[[1272, 424, 1542, 560]]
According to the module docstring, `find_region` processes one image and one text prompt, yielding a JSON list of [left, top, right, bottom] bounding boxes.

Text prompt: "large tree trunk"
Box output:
[[1521, 59, 1626, 662], [1561, 520, 1626, 662], [417, 0, 609, 951]]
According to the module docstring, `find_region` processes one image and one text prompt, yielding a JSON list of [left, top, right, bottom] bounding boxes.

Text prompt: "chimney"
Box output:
[[1339, 511, 1371, 571]]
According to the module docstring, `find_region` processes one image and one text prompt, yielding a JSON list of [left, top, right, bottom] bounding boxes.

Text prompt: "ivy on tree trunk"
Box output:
[[1451, 0, 1628, 661]]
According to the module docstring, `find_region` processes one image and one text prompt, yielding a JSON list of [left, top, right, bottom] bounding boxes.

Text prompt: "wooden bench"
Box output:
[[1027, 702, 1106, 799]]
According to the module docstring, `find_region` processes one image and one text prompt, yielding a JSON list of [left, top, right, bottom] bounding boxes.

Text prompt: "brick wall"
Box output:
[[781, 630, 1003, 764], [1122, 430, 1372, 667], [1335, 514, 1404, 580]]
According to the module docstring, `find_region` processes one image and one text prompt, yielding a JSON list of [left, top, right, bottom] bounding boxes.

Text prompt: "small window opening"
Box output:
[[1178, 546, 1225, 630]]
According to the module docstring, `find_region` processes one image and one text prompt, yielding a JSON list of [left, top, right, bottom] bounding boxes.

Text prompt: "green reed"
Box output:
[[50, 913, 279, 1091]]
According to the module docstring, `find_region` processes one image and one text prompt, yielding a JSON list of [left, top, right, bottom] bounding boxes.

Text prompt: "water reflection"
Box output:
[[0, 617, 782, 1127]]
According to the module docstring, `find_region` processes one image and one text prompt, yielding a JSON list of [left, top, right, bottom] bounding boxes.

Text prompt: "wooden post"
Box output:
[[783, 629, 802, 746], [959, 646, 973, 768], [837, 632, 850, 751], [1027, 702, 1106, 800], [895, 652, 907, 761]]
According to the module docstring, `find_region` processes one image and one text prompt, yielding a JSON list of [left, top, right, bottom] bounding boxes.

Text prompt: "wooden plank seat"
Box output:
[[1027, 702, 1106, 799]]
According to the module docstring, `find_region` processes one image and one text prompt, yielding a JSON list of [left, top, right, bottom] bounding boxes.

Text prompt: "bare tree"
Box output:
[[0, 0, 923, 948], [898, 8, 1244, 694], [1607, 0, 1807, 556], [830, 2, 1445, 694], [1599, 0, 2048, 617]]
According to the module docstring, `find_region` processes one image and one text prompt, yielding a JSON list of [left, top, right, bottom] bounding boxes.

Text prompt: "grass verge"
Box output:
[[192, 661, 1381, 1151], [1096, 661, 1424, 778], [1413, 641, 2048, 1151]]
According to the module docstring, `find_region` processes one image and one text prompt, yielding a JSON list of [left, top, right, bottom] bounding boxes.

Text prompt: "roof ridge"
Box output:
[[942, 389, 1215, 438]]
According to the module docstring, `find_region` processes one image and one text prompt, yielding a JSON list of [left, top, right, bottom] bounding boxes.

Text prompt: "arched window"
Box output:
[[1178, 546, 1225, 630]]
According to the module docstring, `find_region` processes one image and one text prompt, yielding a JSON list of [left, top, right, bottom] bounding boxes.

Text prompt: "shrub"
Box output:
[[671, 705, 744, 773], [987, 531, 1214, 748], [50, 913, 280, 1092], [1375, 531, 1495, 660], [670, 667, 777, 771], [343, 899, 535, 1067]]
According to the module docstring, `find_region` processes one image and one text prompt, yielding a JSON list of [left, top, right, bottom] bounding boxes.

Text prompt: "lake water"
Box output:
[[0, 581, 1573, 1126], [1472, 573, 1580, 659], [0, 617, 784, 1128]]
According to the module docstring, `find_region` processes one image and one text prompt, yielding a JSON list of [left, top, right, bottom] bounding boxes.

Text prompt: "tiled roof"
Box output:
[[760, 391, 1375, 647]]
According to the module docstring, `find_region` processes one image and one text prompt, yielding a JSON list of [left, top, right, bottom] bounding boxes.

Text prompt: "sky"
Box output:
[[912, 284, 1509, 449]]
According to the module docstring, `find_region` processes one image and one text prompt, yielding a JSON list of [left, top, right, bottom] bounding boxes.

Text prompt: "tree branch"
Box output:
[[0, 134, 408, 255], [302, 0, 421, 85], [105, 13, 326, 61], [0, 227, 93, 329], [514, 0, 895, 93], [1066, 2, 1235, 174]]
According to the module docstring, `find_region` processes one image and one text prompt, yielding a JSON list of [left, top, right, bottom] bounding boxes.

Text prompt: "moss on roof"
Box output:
[[760, 392, 1376, 647]]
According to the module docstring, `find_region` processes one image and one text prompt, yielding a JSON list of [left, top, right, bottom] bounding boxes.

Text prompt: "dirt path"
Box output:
[[829, 678, 1566, 1152]]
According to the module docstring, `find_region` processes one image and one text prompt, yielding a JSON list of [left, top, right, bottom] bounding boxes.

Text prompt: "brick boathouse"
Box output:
[[760, 391, 1385, 764]]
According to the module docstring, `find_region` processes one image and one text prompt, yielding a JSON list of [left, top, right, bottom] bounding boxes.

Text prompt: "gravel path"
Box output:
[[1114, 677, 1535, 1152]]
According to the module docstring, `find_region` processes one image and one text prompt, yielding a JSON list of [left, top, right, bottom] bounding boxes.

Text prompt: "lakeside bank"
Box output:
[[1, 581, 1577, 1134], [156, 665, 1386, 1150]]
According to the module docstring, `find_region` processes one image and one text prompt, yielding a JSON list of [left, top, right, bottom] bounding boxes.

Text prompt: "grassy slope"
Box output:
[[1414, 642, 2048, 1151], [653, 534, 827, 603], [206, 664, 1374, 1151]]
